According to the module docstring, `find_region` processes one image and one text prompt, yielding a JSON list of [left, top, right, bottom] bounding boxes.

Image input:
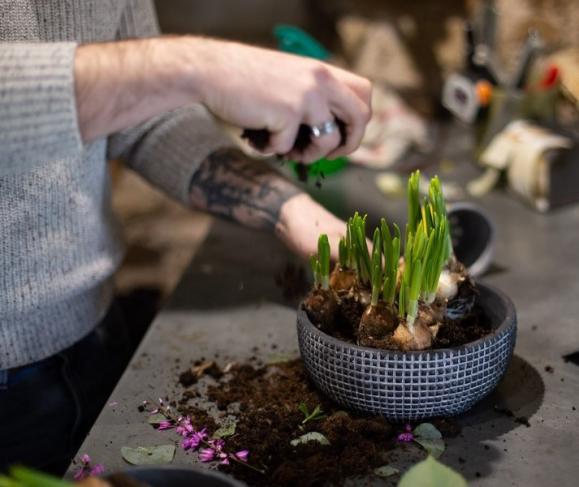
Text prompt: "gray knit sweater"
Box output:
[[0, 0, 230, 368]]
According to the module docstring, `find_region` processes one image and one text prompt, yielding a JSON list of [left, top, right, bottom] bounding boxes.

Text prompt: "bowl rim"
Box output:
[[297, 282, 516, 357]]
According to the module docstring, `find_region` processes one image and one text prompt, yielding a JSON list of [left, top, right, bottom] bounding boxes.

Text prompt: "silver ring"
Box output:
[[310, 120, 338, 138]]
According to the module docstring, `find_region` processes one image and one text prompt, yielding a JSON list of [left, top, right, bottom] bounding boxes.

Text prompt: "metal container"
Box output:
[[297, 283, 516, 421], [447, 202, 495, 277]]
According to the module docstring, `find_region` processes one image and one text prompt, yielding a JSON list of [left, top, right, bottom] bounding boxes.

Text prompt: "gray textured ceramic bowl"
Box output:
[[297, 283, 516, 421], [108, 467, 245, 487]]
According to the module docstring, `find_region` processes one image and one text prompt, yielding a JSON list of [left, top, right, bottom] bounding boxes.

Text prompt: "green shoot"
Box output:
[[370, 228, 382, 306], [421, 218, 449, 303], [298, 403, 326, 424], [407, 170, 421, 236], [338, 237, 348, 269], [0, 467, 72, 487], [317, 234, 330, 290], [399, 228, 427, 325], [352, 213, 371, 285], [428, 175, 452, 261], [310, 234, 331, 290], [380, 219, 400, 305]]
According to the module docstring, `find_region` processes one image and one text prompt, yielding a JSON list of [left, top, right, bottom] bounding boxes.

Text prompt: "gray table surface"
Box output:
[[70, 128, 579, 486]]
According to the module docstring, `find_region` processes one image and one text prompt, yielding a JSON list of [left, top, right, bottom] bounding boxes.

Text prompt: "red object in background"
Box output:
[[540, 64, 560, 90]]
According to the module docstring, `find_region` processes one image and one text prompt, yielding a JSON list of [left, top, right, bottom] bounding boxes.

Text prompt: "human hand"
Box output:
[[187, 39, 372, 163], [275, 193, 346, 260]]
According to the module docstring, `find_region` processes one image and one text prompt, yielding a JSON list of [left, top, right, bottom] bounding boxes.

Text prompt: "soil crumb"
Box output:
[[179, 359, 398, 486]]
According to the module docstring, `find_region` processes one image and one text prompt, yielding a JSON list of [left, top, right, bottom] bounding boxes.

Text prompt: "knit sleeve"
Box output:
[[0, 42, 82, 174], [107, 0, 234, 205]]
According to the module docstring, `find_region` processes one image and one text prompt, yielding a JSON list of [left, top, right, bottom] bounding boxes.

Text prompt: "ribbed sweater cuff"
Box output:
[[0, 42, 82, 175], [109, 105, 234, 206]]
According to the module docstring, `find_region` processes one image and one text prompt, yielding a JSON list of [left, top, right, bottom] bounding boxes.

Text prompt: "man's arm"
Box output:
[[76, 36, 371, 164], [189, 148, 346, 259], [188, 148, 300, 231]]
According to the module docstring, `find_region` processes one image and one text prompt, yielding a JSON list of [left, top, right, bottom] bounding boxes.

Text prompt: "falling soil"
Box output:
[[177, 359, 401, 486]]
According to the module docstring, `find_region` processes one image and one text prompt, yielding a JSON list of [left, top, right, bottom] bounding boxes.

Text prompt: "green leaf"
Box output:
[[317, 234, 330, 289], [373, 465, 399, 478], [290, 432, 330, 447], [413, 423, 443, 440], [0, 478, 21, 487], [414, 438, 446, 459], [121, 445, 176, 465], [147, 413, 167, 425], [9, 467, 72, 487], [338, 238, 347, 268], [300, 404, 326, 424], [399, 457, 466, 487], [214, 419, 237, 439], [407, 170, 421, 235], [0, 477, 21, 487]]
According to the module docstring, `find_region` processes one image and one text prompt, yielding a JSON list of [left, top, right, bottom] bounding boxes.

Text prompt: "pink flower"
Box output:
[[73, 454, 104, 481], [90, 464, 105, 476], [199, 448, 216, 462], [235, 450, 249, 462], [218, 452, 229, 465], [176, 417, 194, 437], [208, 438, 225, 451], [397, 424, 414, 443], [181, 428, 208, 451], [157, 420, 175, 431]]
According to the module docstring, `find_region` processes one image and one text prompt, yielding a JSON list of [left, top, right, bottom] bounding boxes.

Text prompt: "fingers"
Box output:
[[296, 105, 341, 164], [264, 62, 372, 162], [326, 83, 372, 159]]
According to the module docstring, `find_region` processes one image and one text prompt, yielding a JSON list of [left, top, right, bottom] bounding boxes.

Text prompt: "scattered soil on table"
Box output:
[[545, 365, 554, 374], [178, 360, 223, 387], [177, 359, 402, 486]]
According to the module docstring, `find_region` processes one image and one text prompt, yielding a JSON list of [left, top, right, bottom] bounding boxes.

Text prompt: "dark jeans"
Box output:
[[0, 303, 133, 475]]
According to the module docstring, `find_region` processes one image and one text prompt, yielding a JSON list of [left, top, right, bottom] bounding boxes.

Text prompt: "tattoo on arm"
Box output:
[[189, 148, 302, 230]]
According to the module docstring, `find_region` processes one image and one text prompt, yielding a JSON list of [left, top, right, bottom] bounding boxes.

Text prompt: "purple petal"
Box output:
[[208, 438, 225, 451], [157, 420, 175, 431], [220, 457, 230, 465], [80, 454, 91, 464], [235, 450, 249, 462], [397, 432, 414, 443], [199, 448, 216, 462], [90, 464, 105, 476], [182, 436, 201, 451]]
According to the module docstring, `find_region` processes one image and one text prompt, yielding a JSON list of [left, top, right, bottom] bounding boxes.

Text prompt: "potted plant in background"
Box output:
[[298, 171, 517, 420]]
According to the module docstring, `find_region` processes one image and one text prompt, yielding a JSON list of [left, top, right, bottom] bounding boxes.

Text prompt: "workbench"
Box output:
[[69, 127, 579, 486]]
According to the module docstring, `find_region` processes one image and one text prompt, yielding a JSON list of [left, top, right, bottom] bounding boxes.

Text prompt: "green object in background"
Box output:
[[290, 156, 349, 180], [273, 25, 330, 60]]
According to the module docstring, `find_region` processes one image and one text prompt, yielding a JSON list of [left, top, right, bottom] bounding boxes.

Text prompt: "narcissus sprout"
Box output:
[[308, 170, 452, 350], [310, 234, 330, 290]]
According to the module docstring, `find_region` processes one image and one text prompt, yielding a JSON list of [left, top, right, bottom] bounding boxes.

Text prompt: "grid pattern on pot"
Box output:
[[297, 317, 516, 421]]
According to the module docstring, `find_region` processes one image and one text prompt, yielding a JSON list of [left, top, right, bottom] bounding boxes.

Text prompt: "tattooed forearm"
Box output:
[[189, 148, 303, 230]]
